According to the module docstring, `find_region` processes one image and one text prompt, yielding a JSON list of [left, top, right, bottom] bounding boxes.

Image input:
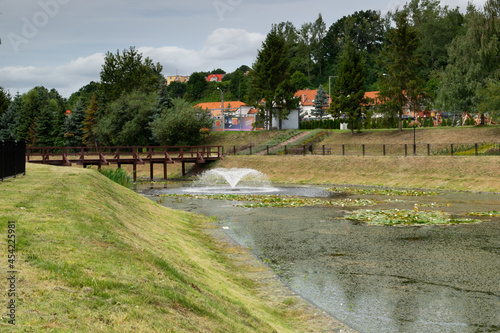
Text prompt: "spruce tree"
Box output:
[[63, 100, 86, 146], [328, 42, 366, 134], [378, 10, 423, 131], [0, 93, 22, 140], [311, 85, 329, 119], [34, 100, 58, 146], [250, 25, 299, 129]]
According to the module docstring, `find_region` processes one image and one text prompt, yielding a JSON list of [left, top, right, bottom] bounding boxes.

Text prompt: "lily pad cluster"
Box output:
[[158, 193, 385, 208], [345, 209, 480, 226], [327, 187, 441, 196], [465, 210, 500, 217]]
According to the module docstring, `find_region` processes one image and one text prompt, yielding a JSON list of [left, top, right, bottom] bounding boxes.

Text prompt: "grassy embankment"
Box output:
[[216, 155, 500, 192], [129, 126, 500, 192], [0, 164, 349, 332]]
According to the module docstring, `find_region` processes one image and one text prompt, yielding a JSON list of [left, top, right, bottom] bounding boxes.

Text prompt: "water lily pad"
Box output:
[[345, 209, 480, 226]]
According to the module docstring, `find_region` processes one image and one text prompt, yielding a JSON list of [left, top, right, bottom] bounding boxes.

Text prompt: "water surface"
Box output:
[[141, 186, 500, 333]]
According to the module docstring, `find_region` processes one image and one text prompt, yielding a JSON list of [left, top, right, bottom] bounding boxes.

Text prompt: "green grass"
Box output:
[[97, 167, 133, 188], [0, 164, 338, 332]]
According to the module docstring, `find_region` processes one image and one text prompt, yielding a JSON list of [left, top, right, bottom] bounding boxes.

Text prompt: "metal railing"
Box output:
[[0, 140, 26, 181], [221, 143, 500, 157]]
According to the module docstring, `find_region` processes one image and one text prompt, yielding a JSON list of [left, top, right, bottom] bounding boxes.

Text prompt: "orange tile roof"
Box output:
[[295, 89, 318, 106], [195, 101, 248, 117]]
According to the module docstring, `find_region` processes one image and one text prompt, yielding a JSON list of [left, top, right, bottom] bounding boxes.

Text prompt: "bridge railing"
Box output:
[[26, 145, 224, 164], [1, 140, 26, 181]]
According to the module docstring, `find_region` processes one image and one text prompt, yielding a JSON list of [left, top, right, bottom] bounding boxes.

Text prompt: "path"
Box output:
[[255, 131, 311, 155]]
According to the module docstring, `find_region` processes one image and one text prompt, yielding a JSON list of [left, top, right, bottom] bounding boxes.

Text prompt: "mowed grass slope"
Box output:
[[318, 126, 500, 145], [0, 164, 327, 332]]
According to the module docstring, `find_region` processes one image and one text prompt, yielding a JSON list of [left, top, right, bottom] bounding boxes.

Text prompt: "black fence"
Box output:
[[221, 142, 500, 157], [1, 141, 26, 181]]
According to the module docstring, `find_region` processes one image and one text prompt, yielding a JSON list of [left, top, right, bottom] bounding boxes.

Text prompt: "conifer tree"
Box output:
[[378, 10, 423, 131], [0, 93, 22, 140], [329, 42, 366, 134], [312, 85, 329, 119], [82, 93, 99, 146], [63, 100, 86, 146], [34, 100, 58, 146], [250, 25, 299, 129]]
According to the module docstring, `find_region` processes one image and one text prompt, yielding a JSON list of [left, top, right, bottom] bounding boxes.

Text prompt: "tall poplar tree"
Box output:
[[378, 10, 423, 131], [250, 26, 299, 129], [328, 43, 366, 134]]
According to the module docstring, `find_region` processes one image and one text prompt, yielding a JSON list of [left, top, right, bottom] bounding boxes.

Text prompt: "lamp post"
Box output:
[[217, 87, 224, 129], [409, 120, 420, 156]]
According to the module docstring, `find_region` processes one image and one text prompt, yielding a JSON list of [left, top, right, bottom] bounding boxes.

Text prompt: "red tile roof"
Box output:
[[206, 74, 224, 82], [195, 101, 248, 117], [295, 89, 318, 106]]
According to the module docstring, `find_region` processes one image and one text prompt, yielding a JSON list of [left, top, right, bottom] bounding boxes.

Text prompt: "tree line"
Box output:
[[1, 0, 499, 145]]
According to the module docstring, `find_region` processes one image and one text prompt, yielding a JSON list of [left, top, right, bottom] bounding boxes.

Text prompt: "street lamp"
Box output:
[[217, 87, 224, 130]]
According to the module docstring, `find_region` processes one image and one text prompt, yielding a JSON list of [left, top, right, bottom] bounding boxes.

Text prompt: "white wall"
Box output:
[[272, 109, 299, 129]]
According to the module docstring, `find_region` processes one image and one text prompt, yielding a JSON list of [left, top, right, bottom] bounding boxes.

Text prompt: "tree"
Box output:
[[0, 87, 11, 118], [100, 46, 164, 103], [322, 10, 387, 89], [34, 99, 59, 146], [185, 72, 208, 102], [437, 1, 500, 123], [94, 90, 157, 146], [378, 10, 423, 131], [405, 0, 464, 79], [0, 93, 22, 140], [250, 26, 299, 129], [167, 81, 187, 99], [229, 69, 248, 101], [312, 85, 329, 119], [290, 70, 311, 91], [328, 43, 366, 134], [311, 14, 327, 78], [477, 79, 500, 122], [82, 93, 99, 146], [63, 100, 86, 147], [16, 86, 49, 142], [151, 99, 213, 146]]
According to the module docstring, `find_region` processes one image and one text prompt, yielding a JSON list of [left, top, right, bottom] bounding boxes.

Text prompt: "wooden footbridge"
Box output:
[[26, 146, 224, 181]]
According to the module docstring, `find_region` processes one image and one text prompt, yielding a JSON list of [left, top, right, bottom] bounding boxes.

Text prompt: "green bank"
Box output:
[[0, 164, 346, 332]]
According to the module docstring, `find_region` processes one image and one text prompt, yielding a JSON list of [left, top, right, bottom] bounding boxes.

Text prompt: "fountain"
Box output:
[[186, 168, 279, 194]]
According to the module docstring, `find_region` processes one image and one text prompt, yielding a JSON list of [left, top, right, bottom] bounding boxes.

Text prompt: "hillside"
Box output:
[[318, 126, 500, 145], [0, 164, 350, 332]]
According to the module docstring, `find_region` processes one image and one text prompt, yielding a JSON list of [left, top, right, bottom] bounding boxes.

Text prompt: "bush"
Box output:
[[98, 168, 132, 188], [151, 99, 213, 146]]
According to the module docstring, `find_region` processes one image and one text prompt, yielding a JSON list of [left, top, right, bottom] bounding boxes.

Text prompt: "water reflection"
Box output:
[[141, 187, 500, 333]]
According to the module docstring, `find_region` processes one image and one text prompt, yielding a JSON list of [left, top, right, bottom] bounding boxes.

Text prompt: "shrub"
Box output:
[[98, 168, 133, 188]]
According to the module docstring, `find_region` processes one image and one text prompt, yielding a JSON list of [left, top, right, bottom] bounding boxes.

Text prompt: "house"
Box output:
[[195, 101, 258, 131], [206, 74, 225, 82], [294, 89, 332, 120], [166, 75, 189, 85]]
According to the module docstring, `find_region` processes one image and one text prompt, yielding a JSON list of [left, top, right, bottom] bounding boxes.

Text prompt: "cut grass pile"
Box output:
[[216, 155, 500, 192], [0, 164, 344, 332]]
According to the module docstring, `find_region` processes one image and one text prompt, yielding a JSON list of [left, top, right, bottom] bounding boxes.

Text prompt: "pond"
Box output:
[[139, 183, 500, 333]]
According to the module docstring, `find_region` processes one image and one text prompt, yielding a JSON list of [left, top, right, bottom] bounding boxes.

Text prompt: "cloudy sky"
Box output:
[[0, 0, 487, 97]]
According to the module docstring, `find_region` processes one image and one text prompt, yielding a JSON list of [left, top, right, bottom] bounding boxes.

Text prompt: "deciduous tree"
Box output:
[[100, 47, 163, 103]]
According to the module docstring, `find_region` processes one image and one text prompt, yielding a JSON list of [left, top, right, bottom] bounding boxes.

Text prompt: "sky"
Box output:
[[0, 0, 488, 98]]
